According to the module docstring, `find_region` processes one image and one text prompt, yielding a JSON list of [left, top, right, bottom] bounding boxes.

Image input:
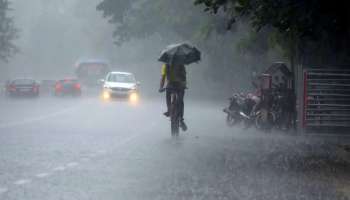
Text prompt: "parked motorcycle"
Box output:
[[224, 91, 277, 132], [223, 92, 256, 128]]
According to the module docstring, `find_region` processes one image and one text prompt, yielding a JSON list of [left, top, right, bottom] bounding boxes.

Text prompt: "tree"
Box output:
[[96, 0, 285, 95], [97, 0, 216, 45], [0, 0, 18, 62], [195, 0, 350, 66]]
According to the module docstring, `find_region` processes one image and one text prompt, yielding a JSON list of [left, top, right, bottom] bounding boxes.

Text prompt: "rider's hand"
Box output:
[[158, 88, 165, 93]]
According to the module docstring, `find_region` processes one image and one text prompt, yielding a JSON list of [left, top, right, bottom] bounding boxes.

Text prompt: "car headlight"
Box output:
[[129, 92, 139, 103], [102, 90, 111, 100]]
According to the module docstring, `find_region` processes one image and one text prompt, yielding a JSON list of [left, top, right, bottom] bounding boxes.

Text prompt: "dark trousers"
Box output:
[[166, 88, 185, 120]]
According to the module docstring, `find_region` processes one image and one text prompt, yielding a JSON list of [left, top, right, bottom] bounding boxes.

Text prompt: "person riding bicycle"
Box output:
[[159, 63, 188, 131]]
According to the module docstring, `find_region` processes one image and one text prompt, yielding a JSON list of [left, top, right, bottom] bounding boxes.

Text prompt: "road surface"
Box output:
[[0, 94, 350, 200]]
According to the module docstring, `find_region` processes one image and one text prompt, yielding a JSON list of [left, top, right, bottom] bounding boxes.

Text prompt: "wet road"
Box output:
[[0, 95, 350, 200]]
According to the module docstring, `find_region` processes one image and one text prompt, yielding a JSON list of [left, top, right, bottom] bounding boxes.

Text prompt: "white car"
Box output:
[[101, 72, 140, 102]]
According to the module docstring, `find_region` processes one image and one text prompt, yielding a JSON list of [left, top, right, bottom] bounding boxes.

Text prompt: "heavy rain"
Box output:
[[1, 0, 350, 199]]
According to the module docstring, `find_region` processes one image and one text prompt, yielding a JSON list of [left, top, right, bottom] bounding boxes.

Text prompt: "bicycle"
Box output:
[[160, 88, 182, 137]]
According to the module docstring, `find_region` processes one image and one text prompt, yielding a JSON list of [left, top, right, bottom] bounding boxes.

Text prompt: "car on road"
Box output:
[[75, 59, 110, 86], [5, 78, 40, 97], [54, 79, 82, 97], [101, 71, 140, 103]]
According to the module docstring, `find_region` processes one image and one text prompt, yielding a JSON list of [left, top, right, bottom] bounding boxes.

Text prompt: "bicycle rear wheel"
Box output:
[[170, 94, 180, 137], [171, 117, 179, 136]]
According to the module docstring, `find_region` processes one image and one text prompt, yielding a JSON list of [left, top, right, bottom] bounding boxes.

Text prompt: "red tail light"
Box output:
[[74, 83, 81, 90]]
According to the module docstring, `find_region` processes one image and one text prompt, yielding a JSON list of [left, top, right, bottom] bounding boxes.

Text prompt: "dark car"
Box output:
[[6, 79, 40, 97], [55, 79, 82, 97]]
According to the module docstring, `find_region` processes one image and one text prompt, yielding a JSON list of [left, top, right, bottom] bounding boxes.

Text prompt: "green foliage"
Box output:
[[97, 0, 217, 45], [96, 0, 278, 87], [96, 0, 285, 63], [195, 0, 350, 65], [195, 0, 350, 38], [0, 0, 18, 62], [237, 29, 270, 56]]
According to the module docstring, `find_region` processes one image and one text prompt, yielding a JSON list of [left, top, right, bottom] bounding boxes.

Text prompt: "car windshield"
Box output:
[[13, 79, 35, 85], [107, 73, 135, 83]]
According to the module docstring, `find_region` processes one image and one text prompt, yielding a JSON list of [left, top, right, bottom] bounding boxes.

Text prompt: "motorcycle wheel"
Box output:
[[243, 118, 253, 129], [255, 111, 273, 132], [226, 114, 238, 127]]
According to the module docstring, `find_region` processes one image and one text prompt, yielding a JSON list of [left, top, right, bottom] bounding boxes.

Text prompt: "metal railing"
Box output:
[[303, 69, 350, 133]]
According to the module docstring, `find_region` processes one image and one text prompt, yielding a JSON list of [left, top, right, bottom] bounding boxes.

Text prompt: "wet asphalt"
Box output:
[[0, 93, 349, 200]]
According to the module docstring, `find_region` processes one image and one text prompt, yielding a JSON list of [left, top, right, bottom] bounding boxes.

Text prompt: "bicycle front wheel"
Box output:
[[170, 102, 180, 137]]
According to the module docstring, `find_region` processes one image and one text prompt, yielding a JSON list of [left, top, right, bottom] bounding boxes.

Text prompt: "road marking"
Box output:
[[0, 187, 8, 195], [53, 166, 66, 171], [35, 173, 50, 178], [66, 162, 79, 168], [0, 102, 91, 129], [14, 179, 31, 185]]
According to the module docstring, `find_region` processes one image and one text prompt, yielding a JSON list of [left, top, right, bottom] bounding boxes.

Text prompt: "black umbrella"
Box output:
[[158, 43, 201, 65]]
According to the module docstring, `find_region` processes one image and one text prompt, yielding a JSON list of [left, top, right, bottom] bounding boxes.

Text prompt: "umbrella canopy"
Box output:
[[158, 43, 201, 65]]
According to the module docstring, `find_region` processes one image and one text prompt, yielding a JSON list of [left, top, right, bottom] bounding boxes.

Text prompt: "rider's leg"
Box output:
[[178, 89, 185, 119], [164, 89, 171, 117], [178, 89, 187, 131]]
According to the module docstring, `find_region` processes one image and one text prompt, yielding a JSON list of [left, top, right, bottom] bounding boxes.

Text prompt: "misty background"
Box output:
[[1, 0, 286, 98]]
